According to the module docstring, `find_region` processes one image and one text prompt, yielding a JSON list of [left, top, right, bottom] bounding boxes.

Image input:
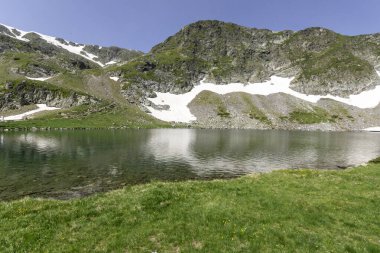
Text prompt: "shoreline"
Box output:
[[0, 125, 375, 132], [1, 158, 377, 203], [1, 160, 379, 252]]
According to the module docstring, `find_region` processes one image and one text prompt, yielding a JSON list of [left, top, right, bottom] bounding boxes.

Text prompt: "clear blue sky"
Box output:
[[1, 0, 380, 52]]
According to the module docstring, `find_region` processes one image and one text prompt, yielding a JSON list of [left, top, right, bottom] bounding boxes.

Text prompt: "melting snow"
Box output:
[[36, 33, 105, 66], [147, 73, 380, 123], [109, 76, 120, 81], [26, 76, 54, 81], [0, 23, 29, 42], [363, 127, 380, 132], [105, 60, 118, 66], [1, 104, 60, 121]]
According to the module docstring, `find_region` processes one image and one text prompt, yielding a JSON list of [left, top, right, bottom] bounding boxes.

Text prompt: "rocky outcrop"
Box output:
[[0, 24, 142, 67], [188, 91, 380, 130], [0, 80, 98, 110], [82, 45, 143, 65], [114, 20, 380, 99]]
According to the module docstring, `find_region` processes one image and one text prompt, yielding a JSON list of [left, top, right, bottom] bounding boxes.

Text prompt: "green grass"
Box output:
[[0, 104, 38, 117], [192, 90, 231, 118], [1, 162, 379, 252], [369, 157, 380, 164], [0, 104, 169, 129], [287, 107, 335, 124], [210, 56, 233, 80], [49, 72, 86, 92], [0, 51, 77, 84], [216, 105, 230, 118], [240, 93, 271, 125]]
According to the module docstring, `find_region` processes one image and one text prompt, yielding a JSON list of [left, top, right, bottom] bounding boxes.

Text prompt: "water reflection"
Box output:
[[17, 133, 60, 150], [1, 129, 380, 200]]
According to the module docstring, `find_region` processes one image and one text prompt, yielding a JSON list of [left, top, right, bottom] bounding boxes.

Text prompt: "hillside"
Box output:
[[1, 20, 380, 130], [0, 23, 166, 128], [113, 20, 380, 97]]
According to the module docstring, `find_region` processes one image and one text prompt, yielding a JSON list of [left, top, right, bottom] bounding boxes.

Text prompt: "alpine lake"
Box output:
[[1, 129, 380, 200]]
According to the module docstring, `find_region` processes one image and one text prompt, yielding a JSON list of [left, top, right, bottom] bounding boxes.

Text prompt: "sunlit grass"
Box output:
[[1, 161, 379, 252]]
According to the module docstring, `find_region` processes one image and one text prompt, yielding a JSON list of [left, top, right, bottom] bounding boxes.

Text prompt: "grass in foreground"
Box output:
[[1, 163, 379, 252]]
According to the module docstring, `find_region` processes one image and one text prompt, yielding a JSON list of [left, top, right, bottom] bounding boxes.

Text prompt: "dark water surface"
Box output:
[[1, 129, 380, 200]]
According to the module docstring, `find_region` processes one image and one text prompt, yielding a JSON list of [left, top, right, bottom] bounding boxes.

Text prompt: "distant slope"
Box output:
[[0, 23, 168, 129], [0, 24, 143, 67]]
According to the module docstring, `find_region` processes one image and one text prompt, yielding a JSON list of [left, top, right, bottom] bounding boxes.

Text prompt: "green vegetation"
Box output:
[[285, 32, 375, 88], [192, 90, 223, 105], [192, 90, 231, 118], [210, 56, 233, 80], [327, 104, 356, 121], [6, 78, 81, 97], [108, 48, 209, 90], [0, 50, 98, 83], [369, 157, 380, 164], [110, 60, 158, 88], [287, 107, 335, 124], [241, 93, 271, 125], [0, 104, 169, 129], [297, 49, 373, 86], [1, 161, 379, 252], [49, 72, 86, 92], [216, 105, 230, 118], [4, 51, 62, 74], [0, 104, 38, 117]]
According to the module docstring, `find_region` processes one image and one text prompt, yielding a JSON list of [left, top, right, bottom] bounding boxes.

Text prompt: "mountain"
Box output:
[[0, 23, 165, 129], [0, 24, 143, 66], [1, 20, 380, 130], [115, 20, 380, 97]]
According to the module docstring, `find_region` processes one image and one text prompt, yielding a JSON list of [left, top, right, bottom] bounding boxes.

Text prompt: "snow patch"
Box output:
[[147, 73, 380, 123], [0, 23, 29, 42], [26, 76, 54, 81], [1, 104, 60, 121], [363, 127, 380, 132], [36, 33, 104, 66], [105, 60, 117, 66], [109, 76, 120, 81]]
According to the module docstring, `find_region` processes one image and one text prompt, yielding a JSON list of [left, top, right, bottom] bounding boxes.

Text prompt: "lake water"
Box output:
[[1, 129, 380, 200]]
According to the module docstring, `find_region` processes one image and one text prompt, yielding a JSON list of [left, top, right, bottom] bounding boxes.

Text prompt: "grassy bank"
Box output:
[[1, 163, 380, 252], [0, 104, 171, 129]]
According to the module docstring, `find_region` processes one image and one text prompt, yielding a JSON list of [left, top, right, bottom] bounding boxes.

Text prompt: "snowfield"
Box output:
[[2, 104, 60, 121], [147, 72, 380, 123]]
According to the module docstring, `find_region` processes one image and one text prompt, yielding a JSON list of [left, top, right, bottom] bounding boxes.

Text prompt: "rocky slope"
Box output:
[[1, 20, 380, 130], [0, 24, 143, 67], [113, 20, 380, 100], [0, 23, 144, 112], [188, 91, 380, 131], [0, 79, 98, 110]]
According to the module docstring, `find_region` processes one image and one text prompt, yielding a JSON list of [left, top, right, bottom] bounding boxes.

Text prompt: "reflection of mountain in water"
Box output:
[[146, 129, 263, 176], [1, 130, 380, 200], [146, 129, 380, 173]]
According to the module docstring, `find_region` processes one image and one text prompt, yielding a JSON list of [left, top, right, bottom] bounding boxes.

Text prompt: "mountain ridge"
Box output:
[[1, 20, 380, 130], [0, 23, 143, 66]]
